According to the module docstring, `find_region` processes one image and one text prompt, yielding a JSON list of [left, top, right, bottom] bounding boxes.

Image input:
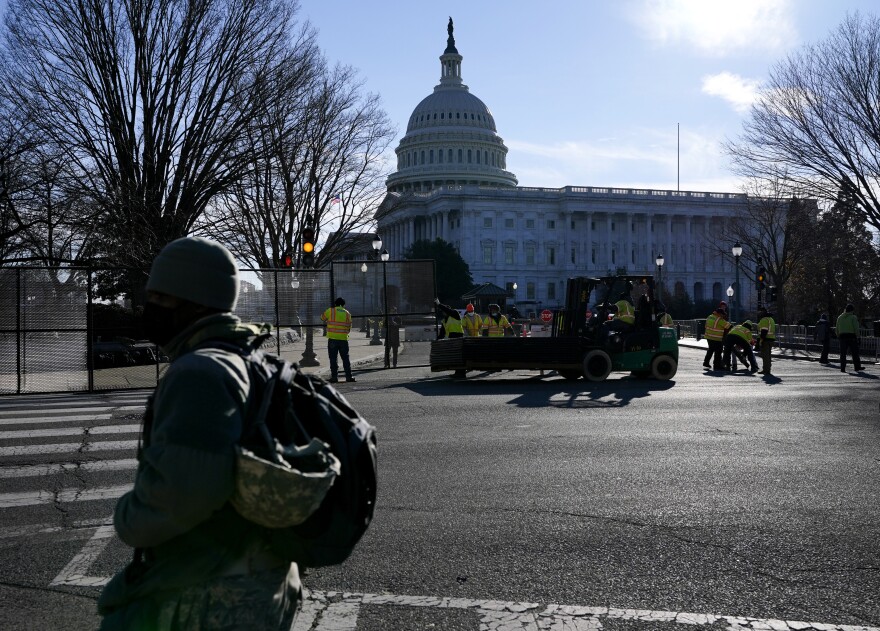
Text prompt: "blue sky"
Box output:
[[1, 0, 875, 194], [299, 0, 878, 194]]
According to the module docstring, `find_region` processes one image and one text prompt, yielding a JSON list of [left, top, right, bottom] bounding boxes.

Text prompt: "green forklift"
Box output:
[[429, 275, 679, 381]]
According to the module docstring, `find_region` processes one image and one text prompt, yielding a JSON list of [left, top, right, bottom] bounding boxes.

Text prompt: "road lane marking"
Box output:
[[42, 531, 880, 631], [0, 424, 141, 440], [0, 439, 137, 457], [294, 591, 880, 631], [0, 458, 137, 479], [0, 517, 113, 540], [0, 485, 130, 508], [0, 414, 113, 426], [0, 406, 113, 417], [49, 524, 115, 588]]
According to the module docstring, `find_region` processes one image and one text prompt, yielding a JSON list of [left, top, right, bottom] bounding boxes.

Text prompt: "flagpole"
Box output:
[[677, 123, 680, 192]]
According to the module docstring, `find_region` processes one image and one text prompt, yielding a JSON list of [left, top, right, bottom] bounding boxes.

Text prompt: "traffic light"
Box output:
[[769, 286, 777, 302], [301, 225, 315, 268], [756, 265, 766, 291]]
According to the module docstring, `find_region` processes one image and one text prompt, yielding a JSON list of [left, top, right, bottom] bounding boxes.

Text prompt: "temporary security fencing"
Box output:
[[0, 260, 436, 395]]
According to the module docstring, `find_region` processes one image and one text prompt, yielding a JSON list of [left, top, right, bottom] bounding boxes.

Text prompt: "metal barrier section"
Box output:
[[330, 260, 437, 368], [0, 261, 438, 394], [0, 268, 89, 394]]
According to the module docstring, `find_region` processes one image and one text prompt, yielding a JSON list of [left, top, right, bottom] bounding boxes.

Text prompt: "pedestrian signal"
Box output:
[[282, 252, 293, 268]]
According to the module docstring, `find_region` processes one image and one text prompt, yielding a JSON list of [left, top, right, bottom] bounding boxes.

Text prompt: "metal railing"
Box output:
[[676, 319, 880, 361]]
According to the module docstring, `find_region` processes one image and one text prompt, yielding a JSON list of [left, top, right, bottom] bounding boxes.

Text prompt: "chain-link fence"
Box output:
[[0, 260, 436, 395]]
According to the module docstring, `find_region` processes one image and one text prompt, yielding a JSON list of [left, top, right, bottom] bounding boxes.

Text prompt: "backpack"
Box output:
[[208, 338, 378, 568]]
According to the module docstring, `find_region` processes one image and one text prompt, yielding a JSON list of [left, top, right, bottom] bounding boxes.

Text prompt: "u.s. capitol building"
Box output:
[[378, 20, 749, 311]]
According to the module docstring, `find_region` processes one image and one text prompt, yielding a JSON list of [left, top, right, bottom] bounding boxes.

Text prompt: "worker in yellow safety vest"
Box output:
[[722, 320, 758, 373], [482, 303, 512, 337], [755, 307, 776, 375], [320, 297, 355, 383], [703, 305, 730, 370], [656, 301, 674, 327], [434, 298, 464, 338], [461, 303, 483, 336], [602, 291, 635, 338]]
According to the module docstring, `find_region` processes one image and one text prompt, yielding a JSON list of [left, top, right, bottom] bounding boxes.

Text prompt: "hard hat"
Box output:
[[466, 303, 474, 313]]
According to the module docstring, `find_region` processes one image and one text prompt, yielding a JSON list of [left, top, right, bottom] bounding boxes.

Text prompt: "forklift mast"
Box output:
[[554, 275, 658, 338], [555, 277, 599, 338]]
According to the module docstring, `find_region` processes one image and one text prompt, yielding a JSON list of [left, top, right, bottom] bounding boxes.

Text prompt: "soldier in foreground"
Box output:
[[98, 237, 301, 630]]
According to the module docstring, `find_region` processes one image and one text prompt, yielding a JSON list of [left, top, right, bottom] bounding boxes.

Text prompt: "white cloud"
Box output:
[[629, 0, 796, 55], [701, 72, 762, 112]]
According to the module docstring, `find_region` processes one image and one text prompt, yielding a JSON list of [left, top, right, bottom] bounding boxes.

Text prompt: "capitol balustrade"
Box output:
[[403, 183, 747, 202]]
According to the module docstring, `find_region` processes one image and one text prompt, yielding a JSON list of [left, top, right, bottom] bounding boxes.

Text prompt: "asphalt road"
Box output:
[[0, 343, 877, 630]]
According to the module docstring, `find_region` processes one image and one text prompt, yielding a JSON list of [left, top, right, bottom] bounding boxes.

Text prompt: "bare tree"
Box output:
[[0, 96, 40, 263], [711, 176, 816, 322], [726, 13, 880, 233], [2, 0, 299, 296], [200, 56, 396, 270]]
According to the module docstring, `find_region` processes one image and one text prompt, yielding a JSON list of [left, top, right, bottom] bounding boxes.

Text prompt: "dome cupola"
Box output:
[[386, 18, 517, 192]]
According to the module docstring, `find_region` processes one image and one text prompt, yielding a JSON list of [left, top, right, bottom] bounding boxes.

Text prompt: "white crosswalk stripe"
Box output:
[[0, 424, 141, 440], [0, 458, 138, 479], [0, 414, 113, 426], [0, 394, 144, 476], [0, 439, 139, 457]]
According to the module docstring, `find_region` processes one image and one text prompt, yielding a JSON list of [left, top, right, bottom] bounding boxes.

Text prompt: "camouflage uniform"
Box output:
[[98, 314, 302, 630]]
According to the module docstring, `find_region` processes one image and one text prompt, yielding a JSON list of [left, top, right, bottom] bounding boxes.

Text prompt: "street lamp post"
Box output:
[[727, 284, 736, 370], [380, 248, 390, 353], [731, 242, 742, 324], [299, 274, 319, 367], [655, 254, 664, 302], [360, 262, 368, 334], [370, 236, 383, 346]]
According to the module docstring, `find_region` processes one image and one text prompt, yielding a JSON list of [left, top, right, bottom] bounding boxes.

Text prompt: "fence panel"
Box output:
[[0, 261, 438, 394]]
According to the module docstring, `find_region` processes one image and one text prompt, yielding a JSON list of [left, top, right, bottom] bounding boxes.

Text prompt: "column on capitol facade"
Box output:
[[585, 211, 592, 273], [686, 217, 693, 272], [605, 213, 613, 270], [625, 212, 633, 272]]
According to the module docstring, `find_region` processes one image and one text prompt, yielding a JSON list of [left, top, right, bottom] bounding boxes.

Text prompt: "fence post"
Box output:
[[15, 269, 21, 395], [87, 268, 94, 392]]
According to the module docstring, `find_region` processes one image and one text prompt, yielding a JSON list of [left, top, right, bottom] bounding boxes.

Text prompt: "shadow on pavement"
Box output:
[[401, 372, 675, 409]]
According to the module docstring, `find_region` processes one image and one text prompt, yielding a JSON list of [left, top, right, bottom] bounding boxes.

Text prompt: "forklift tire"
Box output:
[[650, 354, 677, 380], [558, 369, 582, 381], [583, 349, 612, 382]]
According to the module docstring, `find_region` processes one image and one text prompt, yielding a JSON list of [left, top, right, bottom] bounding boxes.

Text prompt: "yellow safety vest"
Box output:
[[444, 316, 463, 336], [614, 300, 635, 325], [483, 314, 510, 337], [728, 324, 752, 343], [321, 307, 352, 340], [757, 317, 776, 339], [461, 313, 483, 336], [704, 313, 729, 341]]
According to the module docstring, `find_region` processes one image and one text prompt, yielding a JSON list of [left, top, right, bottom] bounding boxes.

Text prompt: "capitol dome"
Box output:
[[386, 19, 517, 192]]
